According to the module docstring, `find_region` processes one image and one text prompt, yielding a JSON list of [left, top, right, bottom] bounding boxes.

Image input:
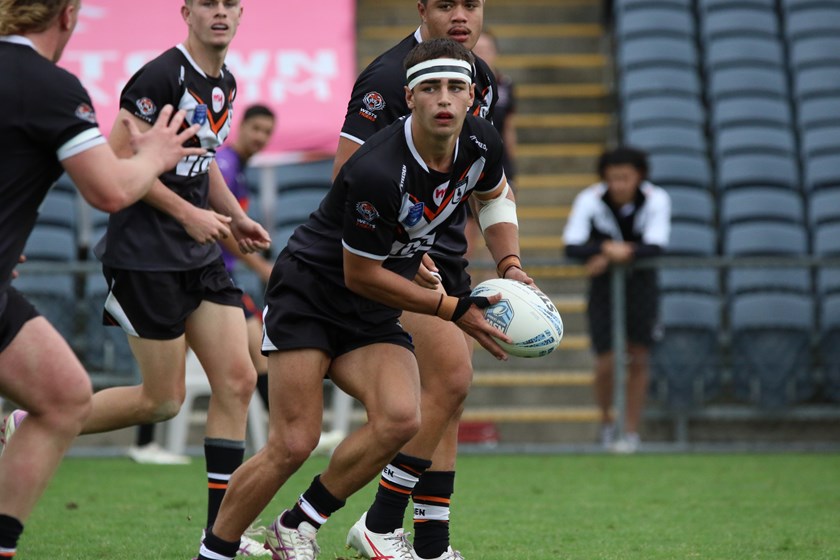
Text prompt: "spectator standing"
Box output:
[[563, 147, 671, 453]]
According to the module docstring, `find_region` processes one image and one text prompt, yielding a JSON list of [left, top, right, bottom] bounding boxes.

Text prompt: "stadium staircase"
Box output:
[[355, 0, 612, 445]]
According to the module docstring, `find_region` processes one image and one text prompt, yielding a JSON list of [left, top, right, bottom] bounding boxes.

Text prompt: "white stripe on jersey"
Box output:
[[342, 239, 389, 261], [339, 131, 365, 145], [413, 503, 450, 522], [104, 291, 140, 337], [57, 128, 106, 161]]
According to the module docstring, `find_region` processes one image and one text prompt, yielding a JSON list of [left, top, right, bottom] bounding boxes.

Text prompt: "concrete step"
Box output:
[[517, 113, 610, 143]]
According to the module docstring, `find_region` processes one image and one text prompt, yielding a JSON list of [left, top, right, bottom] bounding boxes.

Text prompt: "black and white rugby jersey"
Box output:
[[0, 36, 106, 310], [287, 114, 505, 297], [97, 45, 236, 271], [340, 29, 498, 259]]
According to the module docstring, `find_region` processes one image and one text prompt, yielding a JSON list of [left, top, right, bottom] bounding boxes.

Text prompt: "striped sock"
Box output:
[[204, 438, 245, 529], [412, 471, 455, 559], [0, 514, 22, 558], [366, 453, 433, 534], [282, 475, 345, 530], [197, 528, 239, 560]]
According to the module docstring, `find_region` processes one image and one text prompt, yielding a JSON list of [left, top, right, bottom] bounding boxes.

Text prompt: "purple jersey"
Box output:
[[216, 145, 249, 272]]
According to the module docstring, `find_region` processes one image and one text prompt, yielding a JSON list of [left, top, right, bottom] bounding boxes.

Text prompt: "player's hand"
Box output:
[[586, 253, 610, 277], [231, 216, 271, 254], [124, 104, 205, 172], [11, 254, 25, 279], [182, 206, 232, 244], [453, 293, 511, 361], [602, 240, 634, 263], [414, 253, 443, 290], [502, 265, 534, 285]]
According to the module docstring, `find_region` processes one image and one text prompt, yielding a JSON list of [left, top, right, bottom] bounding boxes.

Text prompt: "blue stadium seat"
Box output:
[[274, 188, 327, 228], [625, 125, 707, 155], [717, 153, 800, 191], [801, 126, 840, 158], [661, 222, 719, 294], [620, 67, 702, 100], [803, 154, 840, 191], [230, 262, 266, 310], [648, 153, 713, 189], [659, 268, 720, 295], [616, 6, 695, 40], [700, 8, 780, 41], [720, 188, 805, 226], [275, 159, 333, 193], [711, 97, 794, 130], [651, 293, 722, 408], [785, 7, 840, 42], [789, 37, 840, 70], [814, 222, 840, 256], [714, 126, 796, 158], [37, 188, 78, 231], [617, 36, 699, 70], [667, 222, 717, 255], [793, 66, 840, 101], [730, 292, 816, 407], [808, 188, 840, 227], [700, 0, 777, 10], [704, 37, 785, 70], [666, 186, 715, 224], [622, 96, 705, 130], [615, 0, 692, 8], [797, 98, 840, 130], [813, 221, 840, 297], [271, 225, 299, 257], [707, 67, 789, 101], [819, 294, 840, 402]]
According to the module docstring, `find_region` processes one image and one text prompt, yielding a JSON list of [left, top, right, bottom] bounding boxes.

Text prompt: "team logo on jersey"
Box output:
[[363, 91, 385, 111], [212, 87, 225, 113], [192, 104, 208, 125], [74, 103, 97, 124], [452, 179, 467, 204], [356, 201, 379, 222], [135, 97, 157, 117], [433, 184, 448, 206], [403, 202, 425, 227]]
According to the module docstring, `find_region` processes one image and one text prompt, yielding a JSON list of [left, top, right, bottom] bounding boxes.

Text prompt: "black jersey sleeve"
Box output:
[[120, 53, 182, 125], [340, 158, 403, 260], [28, 66, 103, 160], [339, 53, 410, 145], [471, 118, 507, 195]]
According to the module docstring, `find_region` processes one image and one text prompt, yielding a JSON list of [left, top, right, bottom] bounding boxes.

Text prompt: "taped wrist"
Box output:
[[451, 295, 492, 322], [496, 254, 522, 278]]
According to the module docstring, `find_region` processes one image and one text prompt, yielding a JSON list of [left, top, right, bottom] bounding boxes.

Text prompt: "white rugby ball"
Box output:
[[470, 278, 564, 358]]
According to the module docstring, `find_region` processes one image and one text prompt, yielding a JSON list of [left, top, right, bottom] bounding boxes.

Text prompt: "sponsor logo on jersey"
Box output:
[[469, 135, 487, 152], [74, 103, 97, 124], [403, 202, 425, 227], [452, 179, 467, 204], [135, 97, 157, 117], [212, 87, 225, 113], [192, 104, 208, 125], [433, 184, 448, 206], [356, 201, 379, 222], [359, 91, 385, 122]]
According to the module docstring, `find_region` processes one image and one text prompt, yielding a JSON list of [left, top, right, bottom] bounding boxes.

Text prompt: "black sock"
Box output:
[[412, 471, 455, 559], [204, 438, 245, 529], [366, 453, 433, 533], [0, 514, 23, 556], [136, 423, 155, 447], [256, 373, 269, 410], [198, 527, 239, 560], [281, 475, 345, 530]]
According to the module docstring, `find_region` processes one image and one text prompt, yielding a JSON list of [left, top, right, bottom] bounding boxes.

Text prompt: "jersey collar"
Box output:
[[403, 115, 460, 173], [0, 35, 36, 49], [176, 43, 225, 80]]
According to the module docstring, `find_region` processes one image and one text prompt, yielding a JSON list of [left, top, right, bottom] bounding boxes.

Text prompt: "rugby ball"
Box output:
[[470, 278, 563, 358]]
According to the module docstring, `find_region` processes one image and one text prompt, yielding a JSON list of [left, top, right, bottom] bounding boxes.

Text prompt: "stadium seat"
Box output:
[[651, 293, 722, 408], [789, 37, 840, 72], [625, 125, 707, 155], [230, 262, 266, 310], [699, 0, 777, 11], [803, 154, 840, 191], [813, 222, 840, 297], [819, 294, 840, 402], [619, 66, 702, 100], [781, 0, 840, 11], [271, 225, 300, 258], [793, 66, 840, 101], [717, 153, 800, 191], [37, 188, 78, 231], [700, 8, 780, 41], [622, 96, 705, 130], [707, 67, 789, 101], [616, 6, 695, 40], [661, 222, 719, 296], [711, 97, 794, 130], [648, 153, 713, 189], [801, 126, 840, 158], [797, 97, 840, 130], [808, 188, 840, 227], [667, 222, 717, 255], [274, 188, 327, 228], [615, 0, 692, 8], [617, 36, 699, 70], [730, 293, 816, 408], [720, 188, 805, 226], [714, 126, 797, 158], [659, 267, 720, 295], [704, 37, 785, 70], [667, 186, 715, 224], [275, 158, 333, 192], [785, 7, 840, 42]]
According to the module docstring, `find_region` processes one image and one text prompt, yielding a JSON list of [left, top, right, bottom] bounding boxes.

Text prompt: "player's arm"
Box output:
[[208, 161, 271, 254], [332, 136, 363, 182], [107, 108, 233, 243], [343, 250, 511, 360], [470, 177, 533, 284], [63, 105, 203, 212]]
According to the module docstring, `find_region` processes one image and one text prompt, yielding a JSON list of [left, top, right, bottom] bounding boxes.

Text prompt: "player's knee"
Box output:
[[144, 398, 183, 422], [212, 363, 257, 406], [266, 431, 320, 468], [375, 407, 421, 447]]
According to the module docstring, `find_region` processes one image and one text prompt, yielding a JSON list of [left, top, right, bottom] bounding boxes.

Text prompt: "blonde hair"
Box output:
[[0, 0, 74, 36]]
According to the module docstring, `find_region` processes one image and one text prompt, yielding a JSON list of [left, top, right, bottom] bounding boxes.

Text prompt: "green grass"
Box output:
[[23, 453, 840, 559]]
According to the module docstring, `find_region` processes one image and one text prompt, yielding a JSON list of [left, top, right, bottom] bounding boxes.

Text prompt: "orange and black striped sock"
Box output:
[[282, 475, 345, 530], [366, 453, 433, 534], [0, 514, 22, 558], [204, 438, 245, 529], [412, 471, 455, 559]]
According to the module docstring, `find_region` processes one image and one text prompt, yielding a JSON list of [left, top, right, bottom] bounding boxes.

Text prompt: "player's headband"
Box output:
[[406, 58, 473, 90]]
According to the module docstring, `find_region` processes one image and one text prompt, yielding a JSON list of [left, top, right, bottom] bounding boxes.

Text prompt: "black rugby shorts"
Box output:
[[587, 270, 660, 354], [428, 252, 472, 298], [101, 259, 243, 340], [0, 287, 40, 353]]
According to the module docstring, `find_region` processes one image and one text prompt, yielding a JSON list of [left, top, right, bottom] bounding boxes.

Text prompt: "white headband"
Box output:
[[406, 58, 473, 90]]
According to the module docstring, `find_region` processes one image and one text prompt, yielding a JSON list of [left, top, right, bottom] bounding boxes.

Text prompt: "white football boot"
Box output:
[[345, 513, 415, 560], [265, 512, 320, 560]]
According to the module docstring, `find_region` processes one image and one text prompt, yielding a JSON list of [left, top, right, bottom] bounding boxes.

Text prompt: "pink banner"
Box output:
[[60, 1, 356, 156]]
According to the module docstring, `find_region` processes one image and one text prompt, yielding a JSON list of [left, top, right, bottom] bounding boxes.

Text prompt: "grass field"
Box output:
[[23, 453, 840, 559]]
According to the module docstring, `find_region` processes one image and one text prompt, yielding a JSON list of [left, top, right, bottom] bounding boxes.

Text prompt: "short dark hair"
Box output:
[[403, 38, 475, 76], [597, 146, 649, 179], [242, 104, 275, 122]]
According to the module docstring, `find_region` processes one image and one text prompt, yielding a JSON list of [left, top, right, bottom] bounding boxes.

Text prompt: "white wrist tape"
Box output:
[[477, 185, 518, 232]]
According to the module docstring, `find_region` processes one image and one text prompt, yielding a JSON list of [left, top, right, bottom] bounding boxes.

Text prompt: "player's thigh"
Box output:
[[400, 310, 472, 387], [266, 349, 331, 435], [330, 342, 420, 422], [0, 316, 91, 413], [126, 335, 189, 399], [185, 300, 252, 380]]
